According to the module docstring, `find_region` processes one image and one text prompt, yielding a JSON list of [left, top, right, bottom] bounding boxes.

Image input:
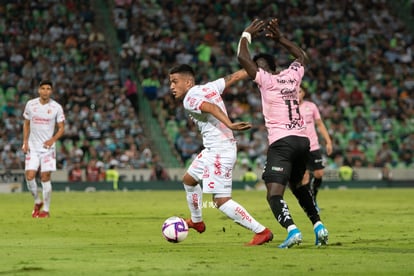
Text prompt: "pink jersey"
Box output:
[[183, 78, 235, 149], [300, 100, 321, 151], [254, 61, 306, 145], [23, 97, 65, 151]]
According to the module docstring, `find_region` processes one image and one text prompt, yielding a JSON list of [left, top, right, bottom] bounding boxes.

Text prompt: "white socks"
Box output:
[[184, 184, 203, 223], [26, 179, 52, 212], [218, 199, 265, 233], [41, 181, 52, 212], [26, 179, 41, 204], [184, 184, 265, 234]]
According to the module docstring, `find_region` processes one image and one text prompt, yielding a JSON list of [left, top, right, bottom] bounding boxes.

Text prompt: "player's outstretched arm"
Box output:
[[223, 69, 249, 89], [266, 18, 309, 66], [237, 18, 266, 80], [315, 119, 333, 156], [200, 101, 252, 131]]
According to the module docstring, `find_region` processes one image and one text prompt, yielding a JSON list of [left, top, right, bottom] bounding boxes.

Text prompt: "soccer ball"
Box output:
[[162, 216, 189, 243]]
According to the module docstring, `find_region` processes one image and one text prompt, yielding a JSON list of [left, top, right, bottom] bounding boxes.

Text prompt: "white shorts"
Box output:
[[25, 148, 57, 172], [187, 143, 236, 195]]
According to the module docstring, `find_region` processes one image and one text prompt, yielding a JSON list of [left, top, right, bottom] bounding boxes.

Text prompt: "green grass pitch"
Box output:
[[0, 188, 413, 275]]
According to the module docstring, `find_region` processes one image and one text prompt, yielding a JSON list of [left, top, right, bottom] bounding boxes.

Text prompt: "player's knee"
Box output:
[[313, 170, 324, 179], [213, 194, 231, 208], [40, 174, 51, 182], [25, 172, 36, 181]]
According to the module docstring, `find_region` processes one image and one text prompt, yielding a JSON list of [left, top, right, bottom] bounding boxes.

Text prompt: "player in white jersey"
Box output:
[[22, 80, 65, 218], [169, 64, 273, 246], [238, 18, 328, 248]]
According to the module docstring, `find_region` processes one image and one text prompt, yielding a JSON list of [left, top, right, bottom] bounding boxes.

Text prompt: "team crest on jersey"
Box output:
[[48, 109, 52, 114], [187, 97, 197, 108]]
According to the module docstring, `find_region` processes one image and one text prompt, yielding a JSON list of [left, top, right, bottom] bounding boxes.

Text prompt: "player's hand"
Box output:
[[43, 140, 53, 149], [229, 122, 252, 131], [326, 143, 333, 156], [22, 144, 29, 154], [244, 18, 267, 37], [265, 18, 283, 41]]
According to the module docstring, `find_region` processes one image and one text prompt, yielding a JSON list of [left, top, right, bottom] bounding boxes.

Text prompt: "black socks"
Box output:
[[292, 184, 321, 225], [268, 195, 294, 229]]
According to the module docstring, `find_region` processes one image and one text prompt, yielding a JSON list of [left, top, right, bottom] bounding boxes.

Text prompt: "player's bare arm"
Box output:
[[44, 121, 65, 149], [22, 119, 30, 153], [316, 119, 333, 156], [223, 69, 249, 89], [266, 18, 309, 66], [237, 19, 266, 79], [200, 101, 252, 131]]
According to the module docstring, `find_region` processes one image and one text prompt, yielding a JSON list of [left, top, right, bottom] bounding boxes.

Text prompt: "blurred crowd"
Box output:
[[0, 1, 155, 178], [0, 1, 413, 181], [117, 0, 414, 171]]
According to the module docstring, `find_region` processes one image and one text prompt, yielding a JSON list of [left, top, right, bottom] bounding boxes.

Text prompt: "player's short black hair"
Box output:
[[253, 53, 276, 72], [39, 80, 53, 88], [169, 64, 195, 77]]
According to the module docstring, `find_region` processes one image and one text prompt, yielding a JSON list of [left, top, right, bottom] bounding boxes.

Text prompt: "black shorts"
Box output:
[[306, 149, 325, 171], [262, 136, 310, 186]]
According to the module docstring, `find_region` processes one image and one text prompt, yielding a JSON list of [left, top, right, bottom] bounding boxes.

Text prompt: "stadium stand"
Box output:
[[0, 1, 413, 179], [0, 1, 155, 174], [115, 0, 413, 171]]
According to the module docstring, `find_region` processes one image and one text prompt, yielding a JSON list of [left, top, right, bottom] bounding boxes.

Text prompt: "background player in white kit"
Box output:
[[169, 64, 273, 246], [22, 80, 65, 218]]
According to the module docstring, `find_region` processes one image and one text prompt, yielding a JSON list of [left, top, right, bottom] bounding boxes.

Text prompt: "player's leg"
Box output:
[[39, 171, 52, 217], [214, 194, 273, 245], [25, 152, 42, 217], [290, 147, 328, 246], [309, 150, 325, 200], [183, 172, 205, 232], [312, 168, 324, 198], [37, 150, 57, 218], [183, 153, 205, 233], [290, 152, 320, 225], [263, 138, 303, 248]]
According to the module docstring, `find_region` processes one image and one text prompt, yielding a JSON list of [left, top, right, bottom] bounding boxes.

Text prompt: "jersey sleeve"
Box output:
[[56, 103, 66, 123], [311, 102, 321, 121], [209, 78, 225, 95], [23, 101, 31, 120], [288, 61, 304, 81], [183, 79, 225, 114], [183, 87, 205, 114], [254, 68, 268, 89]]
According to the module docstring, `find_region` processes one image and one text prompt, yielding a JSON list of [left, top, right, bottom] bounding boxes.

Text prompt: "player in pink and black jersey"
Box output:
[[238, 18, 328, 248]]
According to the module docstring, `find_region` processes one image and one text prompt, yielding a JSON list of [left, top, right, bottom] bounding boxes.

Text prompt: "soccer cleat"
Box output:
[[246, 228, 273, 246], [185, 219, 206, 233], [32, 202, 43, 218], [37, 211, 50, 218], [278, 228, 302, 249], [314, 224, 328, 246]]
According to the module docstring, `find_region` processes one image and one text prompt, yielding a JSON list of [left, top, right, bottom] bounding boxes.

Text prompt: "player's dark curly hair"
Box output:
[[169, 64, 195, 77], [253, 53, 276, 72]]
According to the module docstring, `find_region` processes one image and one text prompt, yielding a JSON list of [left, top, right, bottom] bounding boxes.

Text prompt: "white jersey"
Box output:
[[183, 78, 235, 149], [23, 97, 65, 151]]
